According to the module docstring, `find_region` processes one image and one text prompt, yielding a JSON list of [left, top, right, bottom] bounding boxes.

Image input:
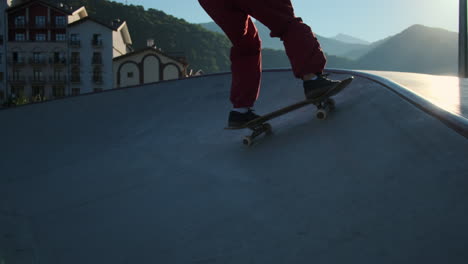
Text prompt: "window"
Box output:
[[70, 34, 80, 46], [71, 52, 80, 64], [0, 53, 2, 64], [33, 69, 43, 81], [0, 35, 3, 45], [72, 88, 80, 96], [12, 52, 24, 64], [127, 72, 134, 78], [11, 86, 25, 97], [35, 16, 45, 27], [32, 85, 45, 96], [0, 72, 3, 81], [32, 52, 44, 63], [36, 34, 46, 41], [55, 16, 66, 26], [93, 67, 102, 83], [53, 52, 66, 64], [70, 34, 79, 41], [15, 33, 25, 41], [14, 16, 25, 27], [53, 85, 65, 97], [13, 70, 20, 80], [71, 67, 80, 82], [56, 34, 66, 41], [92, 52, 102, 64], [53, 69, 63, 80], [92, 34, 102, 46]]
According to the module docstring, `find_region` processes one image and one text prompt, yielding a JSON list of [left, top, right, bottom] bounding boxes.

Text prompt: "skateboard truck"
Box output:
[[243, 123, 273, 146], [226, 76, 354, 147]]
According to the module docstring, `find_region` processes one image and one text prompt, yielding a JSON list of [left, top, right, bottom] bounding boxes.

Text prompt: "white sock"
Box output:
[[232, 107, 251, 113], [309, 76, 318, 81]]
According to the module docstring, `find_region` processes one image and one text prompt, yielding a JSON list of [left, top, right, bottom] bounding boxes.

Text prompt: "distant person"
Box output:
[[198, 0, 350, 128]]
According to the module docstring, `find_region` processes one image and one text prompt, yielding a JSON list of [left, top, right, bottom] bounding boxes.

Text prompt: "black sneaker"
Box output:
[[303, 73, 341, 100], [228, 109, 260, 128]]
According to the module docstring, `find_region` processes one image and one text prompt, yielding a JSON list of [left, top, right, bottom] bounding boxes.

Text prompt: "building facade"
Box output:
[[67, 17, 132, 95], [0, 0, 12, 104], [113, 46, 188, 88], [5, 0, 88, 100]]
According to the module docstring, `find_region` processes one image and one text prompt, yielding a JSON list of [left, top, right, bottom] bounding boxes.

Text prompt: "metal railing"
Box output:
[[92, 39, 103, 48], [70, 40, 81, 47]]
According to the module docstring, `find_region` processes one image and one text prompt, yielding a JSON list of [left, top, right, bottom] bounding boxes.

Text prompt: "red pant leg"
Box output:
[[237, 0, 327, 78], [198, 0, 262, 108]]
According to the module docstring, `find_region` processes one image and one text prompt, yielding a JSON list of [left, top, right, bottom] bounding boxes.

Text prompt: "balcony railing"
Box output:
[[29, 76, 47, 83], [29, 57, 48, 65], [70, 76, 81, 83], [93, 77, 103, 84], [12, 22, 28, 29], [92, 39, 103, 48], [32, 23, 46, 29], [52, 23, 67, 28], [70, 40, 81, 48], [8, 76, 27, 83], [49, 76, 68, 83], [49, 58, 67, 66], [7, 57, 26, 66], [70, 58, 80, 65], [92, 58, 103, 65]]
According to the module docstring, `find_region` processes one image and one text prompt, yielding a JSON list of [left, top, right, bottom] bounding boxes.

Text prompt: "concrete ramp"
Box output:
[[1, 70, 467, 263]]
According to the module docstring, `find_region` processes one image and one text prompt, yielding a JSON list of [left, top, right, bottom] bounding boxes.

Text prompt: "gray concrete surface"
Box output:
[[0, 70, 467, 263]]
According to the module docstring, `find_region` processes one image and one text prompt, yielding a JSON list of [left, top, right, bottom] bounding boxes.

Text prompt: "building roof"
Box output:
[[67, 16, 121, 31], [113, 46, 188, 65], [7, 0, 79, 14]]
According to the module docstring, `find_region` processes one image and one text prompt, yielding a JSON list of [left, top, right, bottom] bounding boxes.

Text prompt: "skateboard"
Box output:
[[225, 76, 354, 146]]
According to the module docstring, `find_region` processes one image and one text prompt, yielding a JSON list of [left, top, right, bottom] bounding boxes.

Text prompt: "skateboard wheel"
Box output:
[[243, 136, 254, 146], [316, 109, 328, 120]]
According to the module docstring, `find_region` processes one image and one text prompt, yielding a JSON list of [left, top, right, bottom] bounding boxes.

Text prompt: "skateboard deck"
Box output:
[[225, 76, 354, 146]]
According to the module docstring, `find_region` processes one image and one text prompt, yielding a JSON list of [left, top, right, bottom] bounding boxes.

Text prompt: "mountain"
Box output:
[[261, 48, 355, 70], [356, 24, 458, 75], [332, 34, 370, 45], [199, 21, 370, 60], [42, 1, 460, 76], [46, 0, 232, 73]]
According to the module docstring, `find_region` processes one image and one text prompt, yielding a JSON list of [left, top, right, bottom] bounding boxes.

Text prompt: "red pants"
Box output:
[[199, 0, 327, 108]]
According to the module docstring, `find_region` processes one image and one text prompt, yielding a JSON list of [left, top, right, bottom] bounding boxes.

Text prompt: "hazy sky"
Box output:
[[123, 0, 459, 42]]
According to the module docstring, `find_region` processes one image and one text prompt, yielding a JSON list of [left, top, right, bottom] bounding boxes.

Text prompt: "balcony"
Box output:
[[92, 39, 103, 48], [32, 23, 46, 29], [12, 22, 28, 29], [70, 40, 81, 48], [49, 76, 67, 84], [93, 77, 103, 84], [7, 57, 26, 67], [70, 58, 81, 65], [92, 58, 103, 65], [70, 76, 81, 84], [29, 57, 48, 65], [49, 58, 67, 67], [8, 76, 27, 84], [53, 23, 67, 29], [29, 76, 47, 84]]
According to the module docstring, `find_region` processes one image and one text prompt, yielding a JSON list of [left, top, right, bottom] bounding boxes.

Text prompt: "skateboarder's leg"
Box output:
[[236, 0, 326, 79], [198, 0, 262, 108]]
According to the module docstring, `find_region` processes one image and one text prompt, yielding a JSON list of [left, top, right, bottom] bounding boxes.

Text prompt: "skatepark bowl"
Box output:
[[0, 69, 467, 263]]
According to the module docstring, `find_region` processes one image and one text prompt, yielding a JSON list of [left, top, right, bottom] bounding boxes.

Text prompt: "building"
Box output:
[[67, 17, 132, 95], [5, 0, 88, 100], [0, 0, 12, 104], [113, 44, 188, 88]]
